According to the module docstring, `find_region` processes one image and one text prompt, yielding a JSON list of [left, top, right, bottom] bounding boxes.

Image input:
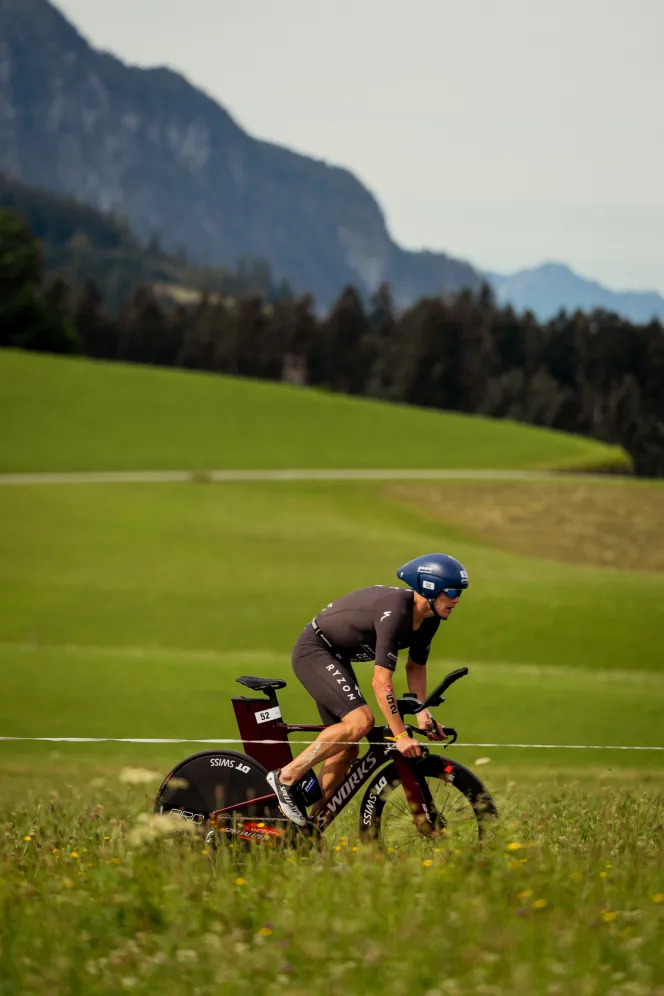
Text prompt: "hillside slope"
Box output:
[[0, 350, 628, 473], [0, 0, 480, 309], [0, 173, 293, 310]]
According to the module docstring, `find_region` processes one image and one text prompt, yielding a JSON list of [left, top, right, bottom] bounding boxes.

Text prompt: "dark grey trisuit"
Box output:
[[292, 586, 440, 725]]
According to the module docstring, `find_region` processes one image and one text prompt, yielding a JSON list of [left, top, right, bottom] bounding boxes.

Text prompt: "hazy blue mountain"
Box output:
[[487, 263, 664, 324], [0, 0, 480, 309]]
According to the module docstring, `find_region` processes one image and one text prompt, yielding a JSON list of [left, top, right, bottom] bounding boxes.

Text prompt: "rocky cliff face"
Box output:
[[0, 0, 480, 308]]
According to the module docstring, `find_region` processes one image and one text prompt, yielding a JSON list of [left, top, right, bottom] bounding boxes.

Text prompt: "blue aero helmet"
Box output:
[[396, 553, 469, 617]]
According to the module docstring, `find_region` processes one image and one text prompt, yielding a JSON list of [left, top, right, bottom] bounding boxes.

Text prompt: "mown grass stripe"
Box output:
[[0, 468, 630, 486]]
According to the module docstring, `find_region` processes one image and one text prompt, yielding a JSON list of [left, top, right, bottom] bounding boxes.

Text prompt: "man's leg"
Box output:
[[267, 707, 372, 826], [309, 743, 359, 817], [270, 629, 372, 825], [279, 705, 373, 786]]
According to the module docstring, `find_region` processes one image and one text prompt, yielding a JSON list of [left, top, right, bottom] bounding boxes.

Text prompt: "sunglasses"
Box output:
[[441, 587, 464, 599]]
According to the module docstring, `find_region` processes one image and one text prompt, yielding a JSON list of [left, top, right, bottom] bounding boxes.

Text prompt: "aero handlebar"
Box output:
[[398, 667, 469, 716]]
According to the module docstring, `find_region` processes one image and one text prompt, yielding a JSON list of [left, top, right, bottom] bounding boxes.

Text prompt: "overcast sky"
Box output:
[[55, 0, 664, 293]]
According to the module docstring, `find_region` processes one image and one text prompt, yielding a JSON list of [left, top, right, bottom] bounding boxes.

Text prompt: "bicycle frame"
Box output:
[[222, 686, 435, 832]]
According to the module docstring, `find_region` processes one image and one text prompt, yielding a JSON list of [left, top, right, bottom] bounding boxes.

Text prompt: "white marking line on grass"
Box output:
[[0, 737, 662, 750], [0, 469, 614, 486]]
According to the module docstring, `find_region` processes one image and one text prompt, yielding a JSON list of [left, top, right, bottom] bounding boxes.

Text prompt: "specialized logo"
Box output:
[[219, 822, 285, 842], [323, 755, 378, 817], [380, 610, 392, 622]]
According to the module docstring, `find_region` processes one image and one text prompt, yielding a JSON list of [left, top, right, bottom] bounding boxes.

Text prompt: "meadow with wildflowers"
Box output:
[[1, 765, 662, 995]]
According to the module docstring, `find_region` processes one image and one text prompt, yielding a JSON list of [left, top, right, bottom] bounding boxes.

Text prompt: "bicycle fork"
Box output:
[[393, 748, 441, 837]]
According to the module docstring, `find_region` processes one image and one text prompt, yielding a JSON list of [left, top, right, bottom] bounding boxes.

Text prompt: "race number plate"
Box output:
[[255, 706, 281, 724]]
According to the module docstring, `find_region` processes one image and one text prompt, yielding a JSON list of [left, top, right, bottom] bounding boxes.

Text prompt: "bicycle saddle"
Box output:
[[236, 675, 287, 691]]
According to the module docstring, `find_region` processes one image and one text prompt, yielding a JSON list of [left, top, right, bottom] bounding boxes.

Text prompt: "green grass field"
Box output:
[[1, 351, 661, 994], [1, 478, 662, 771], [0, 349, 628, 472]]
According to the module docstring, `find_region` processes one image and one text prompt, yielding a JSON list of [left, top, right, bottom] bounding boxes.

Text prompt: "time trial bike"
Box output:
[[155, 666, 497, 850]]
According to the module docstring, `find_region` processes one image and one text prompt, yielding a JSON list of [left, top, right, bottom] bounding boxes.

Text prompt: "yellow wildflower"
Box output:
[[24, 835, 32, 842], [235, 877, 246, 886], [103, 836, 110, 841], [506, 842, 522, 852], [334, 846, 342, 852], [351, 846, 359, 852], [109, 858, 121, 865], [422, 859, 434, 868], [70, 852, 80, 859], [62, 878, 74, 889], [601, 910, 617, 922], [600, 871, 608, 878], [652, 894, 664, 903], [258, 926, 272, 937], [517, 889, 533, 902], [533, 899, 547, 909]]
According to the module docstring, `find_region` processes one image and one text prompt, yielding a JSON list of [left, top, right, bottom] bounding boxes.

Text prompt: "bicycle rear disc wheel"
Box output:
[[358, 755, 497, 852], [155, 749, 288, 844]]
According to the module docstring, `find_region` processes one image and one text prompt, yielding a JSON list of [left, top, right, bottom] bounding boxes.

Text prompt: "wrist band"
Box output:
[[395, 731, 409, 741]]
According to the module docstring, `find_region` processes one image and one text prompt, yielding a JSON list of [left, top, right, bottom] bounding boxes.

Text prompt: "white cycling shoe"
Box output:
[[266, 769, 308, 827]]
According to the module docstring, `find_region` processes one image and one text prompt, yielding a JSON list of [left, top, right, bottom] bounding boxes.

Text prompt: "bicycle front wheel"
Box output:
[[358, 755, 497, 852]]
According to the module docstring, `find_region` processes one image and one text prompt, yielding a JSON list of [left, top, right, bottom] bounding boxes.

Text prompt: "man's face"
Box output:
[[433, 591, 460, 619]]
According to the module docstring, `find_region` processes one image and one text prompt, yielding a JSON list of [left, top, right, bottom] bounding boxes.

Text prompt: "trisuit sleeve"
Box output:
[[408, 617, 440, 666], [373, 606, 403, 672]]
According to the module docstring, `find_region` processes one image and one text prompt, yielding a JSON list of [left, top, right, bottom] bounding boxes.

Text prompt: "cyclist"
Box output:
[[266, 553, 469, 826]]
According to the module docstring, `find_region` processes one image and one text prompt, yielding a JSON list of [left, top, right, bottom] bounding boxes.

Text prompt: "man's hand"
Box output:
[[417, 710, 447, 741], [396, 734, 422, 758]]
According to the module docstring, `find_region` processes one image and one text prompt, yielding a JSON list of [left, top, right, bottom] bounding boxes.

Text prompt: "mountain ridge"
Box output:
[[0, 0, 481, 308], [488, 262, 664, 324]]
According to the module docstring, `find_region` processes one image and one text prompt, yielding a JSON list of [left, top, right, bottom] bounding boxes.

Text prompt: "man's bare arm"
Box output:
[[405, 656, 446, 740], [371, 665, 421, 758], [405, 655, 427, 702]]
